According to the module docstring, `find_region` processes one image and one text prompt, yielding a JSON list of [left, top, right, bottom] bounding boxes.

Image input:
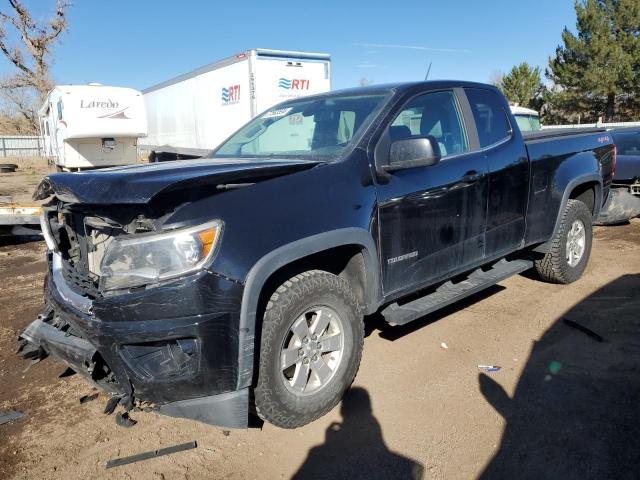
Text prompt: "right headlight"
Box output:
[[99, 220, 222, 292]]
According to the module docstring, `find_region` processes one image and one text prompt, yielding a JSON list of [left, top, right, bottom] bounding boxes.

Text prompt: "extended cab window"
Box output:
[[465, 88, 512, 147], [389, 90, 468, 158]]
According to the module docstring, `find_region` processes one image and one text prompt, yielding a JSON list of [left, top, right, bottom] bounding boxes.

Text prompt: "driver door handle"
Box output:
[[449, 170, 482, 191], [462, 170, 481, 183]]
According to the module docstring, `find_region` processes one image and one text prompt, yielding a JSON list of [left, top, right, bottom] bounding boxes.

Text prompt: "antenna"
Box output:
[[425, 62, 432, 80]]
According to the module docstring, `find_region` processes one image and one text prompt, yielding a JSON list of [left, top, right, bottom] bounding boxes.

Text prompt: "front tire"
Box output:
[[534, 199, 593, 284], [254, 270, 364, 428]]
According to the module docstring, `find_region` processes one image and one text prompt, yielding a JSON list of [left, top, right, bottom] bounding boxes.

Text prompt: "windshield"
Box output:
[[212, 93, 388, 160], [612, 131, 640, 156], [514, 114, 541, 132]]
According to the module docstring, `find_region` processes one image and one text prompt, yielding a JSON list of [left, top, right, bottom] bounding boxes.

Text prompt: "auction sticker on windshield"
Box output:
[[262, 107, 292, 118]]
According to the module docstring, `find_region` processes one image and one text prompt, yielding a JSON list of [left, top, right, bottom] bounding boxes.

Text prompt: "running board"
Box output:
[[381, 258, 533, 326]]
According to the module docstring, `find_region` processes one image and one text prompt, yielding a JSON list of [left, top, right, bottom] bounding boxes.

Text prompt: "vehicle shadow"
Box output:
[[478, 274, 640, 480], [292, 386, 424, 480]]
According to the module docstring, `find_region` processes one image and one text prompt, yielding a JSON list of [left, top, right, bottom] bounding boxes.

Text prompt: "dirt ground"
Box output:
[[0, 158, 54, 205], [0, 220, 639, 480]]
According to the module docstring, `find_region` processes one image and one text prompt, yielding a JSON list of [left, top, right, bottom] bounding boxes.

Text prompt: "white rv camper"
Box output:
[[140, 48, 331, 161], [39, 84, 147, 170]]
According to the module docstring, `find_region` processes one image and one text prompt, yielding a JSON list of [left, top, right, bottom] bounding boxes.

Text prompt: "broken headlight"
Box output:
[[99, 220, 222, 291]]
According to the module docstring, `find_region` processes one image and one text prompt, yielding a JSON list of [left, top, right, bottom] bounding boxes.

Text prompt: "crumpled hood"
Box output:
[[33, 158, 320, 204]]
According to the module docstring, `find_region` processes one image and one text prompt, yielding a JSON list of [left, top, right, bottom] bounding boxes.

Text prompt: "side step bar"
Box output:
[[381, 258, 533, 326]]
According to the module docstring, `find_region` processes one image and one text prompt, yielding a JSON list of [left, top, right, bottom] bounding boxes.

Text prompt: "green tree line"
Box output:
[[495, 0, 640, 124]]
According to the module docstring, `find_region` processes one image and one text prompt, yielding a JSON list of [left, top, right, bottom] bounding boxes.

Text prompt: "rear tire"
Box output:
[[534, 199, 593, 284], [254, 270, 363, 429]]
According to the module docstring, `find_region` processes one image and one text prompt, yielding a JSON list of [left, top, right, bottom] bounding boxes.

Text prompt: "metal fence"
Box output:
[[542, 121, 640, 130], [0, 136, 43, 157]]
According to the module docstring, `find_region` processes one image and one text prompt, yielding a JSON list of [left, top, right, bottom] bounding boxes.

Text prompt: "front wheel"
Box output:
[[254, 270, 364, 428], [534, 199, 593, 284]]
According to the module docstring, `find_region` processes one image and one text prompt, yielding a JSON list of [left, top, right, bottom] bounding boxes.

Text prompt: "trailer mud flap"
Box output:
[[595, 189, 640, 225]]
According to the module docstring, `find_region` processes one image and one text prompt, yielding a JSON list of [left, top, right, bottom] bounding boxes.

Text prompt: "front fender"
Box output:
[[236, 227, 381, 389]]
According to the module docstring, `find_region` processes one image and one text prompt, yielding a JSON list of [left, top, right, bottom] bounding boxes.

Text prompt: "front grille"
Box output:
[[61, 259, 101, 298], [46, 205, 129, 298], [46, 209, 108, 299]]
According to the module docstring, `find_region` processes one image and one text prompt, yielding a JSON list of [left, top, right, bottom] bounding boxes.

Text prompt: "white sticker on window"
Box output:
[[262, 107, 292, 119]]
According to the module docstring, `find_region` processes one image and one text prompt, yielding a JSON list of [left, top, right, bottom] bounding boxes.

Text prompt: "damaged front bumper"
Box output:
[[595, 188, 640, 225], [18, 252, 250, 429]]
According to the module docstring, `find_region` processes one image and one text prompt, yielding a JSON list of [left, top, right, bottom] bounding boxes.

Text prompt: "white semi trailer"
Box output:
[[140, 48, 331, 161], [39, 84, 147, 170]]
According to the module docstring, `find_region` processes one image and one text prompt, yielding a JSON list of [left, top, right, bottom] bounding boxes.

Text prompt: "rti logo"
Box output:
[[278, 78, 310, 90], [221, 85, 240, 105]]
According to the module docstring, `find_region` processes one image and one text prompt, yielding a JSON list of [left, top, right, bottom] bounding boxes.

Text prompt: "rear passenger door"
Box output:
[[464, 88, 529, 258]]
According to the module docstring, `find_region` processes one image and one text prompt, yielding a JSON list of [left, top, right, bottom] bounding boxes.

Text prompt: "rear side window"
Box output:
[[465, 88, 511, 148]]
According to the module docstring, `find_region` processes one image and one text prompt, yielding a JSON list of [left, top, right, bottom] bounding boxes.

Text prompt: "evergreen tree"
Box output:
[[500, 63, 543, 109], [547, 0, 640, 122]]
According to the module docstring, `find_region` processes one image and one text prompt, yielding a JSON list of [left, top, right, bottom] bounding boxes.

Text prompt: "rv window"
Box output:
[[57, 99, 63, 121]]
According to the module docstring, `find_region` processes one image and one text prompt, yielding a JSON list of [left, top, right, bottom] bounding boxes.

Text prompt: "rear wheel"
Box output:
[[254, 270, 363, 428], [534, 199, 593, 284]]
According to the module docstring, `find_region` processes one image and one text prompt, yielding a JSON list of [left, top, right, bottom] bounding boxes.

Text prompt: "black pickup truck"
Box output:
[[20, 81, 614, 429]]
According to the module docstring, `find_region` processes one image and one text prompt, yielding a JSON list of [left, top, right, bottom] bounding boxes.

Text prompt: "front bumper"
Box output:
[[19, 252, 250, 429], [595, 187, 640, 225]]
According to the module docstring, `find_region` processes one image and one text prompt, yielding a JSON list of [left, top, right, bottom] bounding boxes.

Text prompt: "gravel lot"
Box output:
[[1, 219, 638, 480]]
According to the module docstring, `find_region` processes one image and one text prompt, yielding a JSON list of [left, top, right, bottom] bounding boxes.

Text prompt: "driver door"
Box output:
[[376, 89, 489, 295]]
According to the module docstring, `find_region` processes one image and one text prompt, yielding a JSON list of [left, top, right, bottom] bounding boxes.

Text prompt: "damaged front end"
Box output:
[[18, 201, 249, 428], [17, 159, 318, 428], [595, 188, 640, 225], [17, 305, 115, 392]]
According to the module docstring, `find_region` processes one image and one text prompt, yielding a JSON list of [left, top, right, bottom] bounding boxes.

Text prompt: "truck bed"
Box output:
[[522, 127, 607, 142]]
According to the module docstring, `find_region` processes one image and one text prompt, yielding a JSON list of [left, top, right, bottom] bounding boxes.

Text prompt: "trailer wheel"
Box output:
[[254, 270, 363, 429], [534, 199, 593, 284]]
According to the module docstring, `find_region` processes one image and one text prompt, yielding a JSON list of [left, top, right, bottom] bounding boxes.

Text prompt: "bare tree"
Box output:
[[489, 70, 504, 89], [0, 0, 70, 131]]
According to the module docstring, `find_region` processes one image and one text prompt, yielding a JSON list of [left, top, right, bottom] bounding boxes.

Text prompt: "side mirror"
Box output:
[[384, 136, 441, 172]]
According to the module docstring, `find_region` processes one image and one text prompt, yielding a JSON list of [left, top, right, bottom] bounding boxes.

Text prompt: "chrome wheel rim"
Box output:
[[566, 219, 586, 267], [280, 306, 344, 395]]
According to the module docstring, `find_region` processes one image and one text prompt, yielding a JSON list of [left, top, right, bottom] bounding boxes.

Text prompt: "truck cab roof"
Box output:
[[295, 80, 501, 100]]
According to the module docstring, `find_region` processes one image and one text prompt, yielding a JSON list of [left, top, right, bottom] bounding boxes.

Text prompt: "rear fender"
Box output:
[[533, 172, 602, 253]]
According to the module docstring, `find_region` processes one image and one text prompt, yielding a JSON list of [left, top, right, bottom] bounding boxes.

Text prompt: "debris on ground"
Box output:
[[0, 164, 18, 173], [58, 367, 76, 378], [563, 318, 604, 342], [79, 393, 99, 405], [115, 412, 137, 428], [440, 342, 448, 349], [103, 396, 120, 415], [477, 365, 501, 372], [105, 441, 198, 469], [0, 410, 25, 426], [222, 430, 230, 437]]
